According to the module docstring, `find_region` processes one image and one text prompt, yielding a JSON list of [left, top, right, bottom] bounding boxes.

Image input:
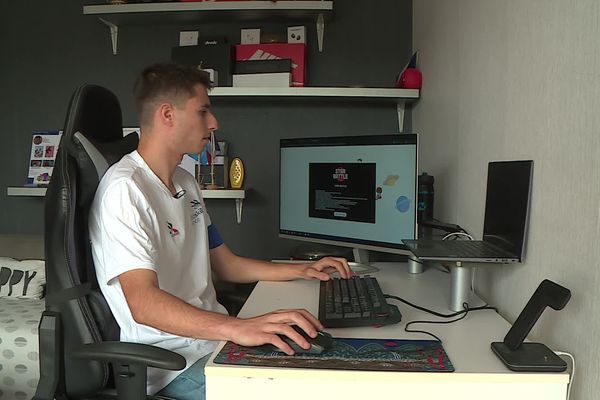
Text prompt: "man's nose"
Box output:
[[208, 113, 219, 131]]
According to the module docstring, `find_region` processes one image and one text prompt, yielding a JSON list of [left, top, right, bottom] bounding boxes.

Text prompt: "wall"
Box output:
[[0, 1, 413, 261], [413, 1, 600, 399]]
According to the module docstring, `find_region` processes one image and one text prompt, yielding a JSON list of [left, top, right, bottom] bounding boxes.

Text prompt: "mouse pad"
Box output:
[[213, 338, 454, 372]]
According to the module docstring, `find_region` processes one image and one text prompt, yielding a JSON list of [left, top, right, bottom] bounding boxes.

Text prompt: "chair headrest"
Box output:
[[59, 84, 139, 206], [67, 131, 139, 206]]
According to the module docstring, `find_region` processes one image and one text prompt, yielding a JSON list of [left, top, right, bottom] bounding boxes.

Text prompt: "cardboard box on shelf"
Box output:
[[240, 28, 261, 44], [233, 72, 291, 87], [235, 43, 307, 87], [287, 26, 306, 44], [172, 37, 233, 86], [234, 59, 292, 75]]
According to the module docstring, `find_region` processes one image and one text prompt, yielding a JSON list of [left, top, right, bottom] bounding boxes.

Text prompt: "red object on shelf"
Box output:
[[397, 68, 422, 89]]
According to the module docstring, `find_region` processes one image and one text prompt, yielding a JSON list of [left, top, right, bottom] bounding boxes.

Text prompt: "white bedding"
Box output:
[[0, 298, 44, 400]]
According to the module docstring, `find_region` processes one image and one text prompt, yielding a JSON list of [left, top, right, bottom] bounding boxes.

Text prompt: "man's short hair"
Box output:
[[134, 63, 213, 128]]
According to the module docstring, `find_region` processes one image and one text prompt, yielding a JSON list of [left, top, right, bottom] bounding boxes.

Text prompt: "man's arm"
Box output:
[[118, 268, 323, 355], [209, 243, 352, 283]]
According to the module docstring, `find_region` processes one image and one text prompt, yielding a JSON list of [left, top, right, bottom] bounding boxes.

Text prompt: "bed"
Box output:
[[0, 234, 44, 400]]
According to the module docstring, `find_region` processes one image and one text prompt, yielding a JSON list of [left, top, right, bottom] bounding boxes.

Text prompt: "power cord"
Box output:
[[439, 231, 474, 273], [403, 305, 470, 342], [442, 232, 474, 241], [554, 350, 575, 400], [384, 295, 499, 342], [384, 294, 498, 318]]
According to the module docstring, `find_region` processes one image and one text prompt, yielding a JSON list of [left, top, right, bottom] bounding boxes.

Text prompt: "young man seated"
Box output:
[[89, 63, 352, 400]]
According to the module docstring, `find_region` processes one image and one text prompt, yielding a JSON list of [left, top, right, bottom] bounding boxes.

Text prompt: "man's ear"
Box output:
[[157, 102, 175, 127]]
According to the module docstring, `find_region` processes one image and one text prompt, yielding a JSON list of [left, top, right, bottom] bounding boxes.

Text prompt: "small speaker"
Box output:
[[229, 157, 245, 189], [287, 26, 306, 44]]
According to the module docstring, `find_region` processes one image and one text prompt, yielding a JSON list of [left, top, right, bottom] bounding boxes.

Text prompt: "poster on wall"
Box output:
[[26, 130, 62, 186]]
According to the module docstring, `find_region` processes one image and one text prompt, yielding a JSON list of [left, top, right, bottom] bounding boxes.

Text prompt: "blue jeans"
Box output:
[[155, 353, 211, 400]]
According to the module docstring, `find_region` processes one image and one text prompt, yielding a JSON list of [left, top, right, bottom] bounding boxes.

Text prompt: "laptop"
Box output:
[[403, 160, 533, 263]]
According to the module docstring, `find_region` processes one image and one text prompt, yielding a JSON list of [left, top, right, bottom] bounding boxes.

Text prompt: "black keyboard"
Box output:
[[319, 276, 402, 328]]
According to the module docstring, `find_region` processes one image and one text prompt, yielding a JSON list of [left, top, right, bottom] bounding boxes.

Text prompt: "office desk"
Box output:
[[205, 263, 569, 400]]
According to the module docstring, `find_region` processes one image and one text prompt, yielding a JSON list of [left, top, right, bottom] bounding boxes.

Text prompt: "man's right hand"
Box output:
[[226, 309, 323, 355]]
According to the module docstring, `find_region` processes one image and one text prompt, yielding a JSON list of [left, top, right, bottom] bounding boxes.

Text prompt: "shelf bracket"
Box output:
[[235, 198, 244, 224], [99, 18, 118, 55], [316, 13, 324, 52], [397, 101, 406, 132]]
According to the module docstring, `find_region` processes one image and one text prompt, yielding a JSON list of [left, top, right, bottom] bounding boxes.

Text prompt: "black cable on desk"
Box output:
[[384, 294, 498, 318], [404, 307, 471, 342], [384, 295, 499, 342]]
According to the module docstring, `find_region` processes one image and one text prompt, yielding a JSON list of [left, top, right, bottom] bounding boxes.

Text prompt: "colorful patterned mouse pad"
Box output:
[[213, 338, 454, 372]]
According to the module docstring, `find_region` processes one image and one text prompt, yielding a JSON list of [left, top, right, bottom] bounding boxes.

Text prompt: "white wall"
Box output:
[[413, 1, 600, 399]]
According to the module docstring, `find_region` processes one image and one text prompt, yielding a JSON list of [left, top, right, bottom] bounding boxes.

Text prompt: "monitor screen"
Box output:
[[279, 134, 418, 256]]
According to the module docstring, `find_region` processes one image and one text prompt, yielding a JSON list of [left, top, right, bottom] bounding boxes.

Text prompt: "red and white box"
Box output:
[[235, 43, 307, 87]]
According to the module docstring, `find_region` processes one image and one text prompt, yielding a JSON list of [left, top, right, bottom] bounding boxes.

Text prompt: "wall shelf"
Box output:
[[6, 187, 247, 223], [210, 86, 420, 131], [6, 187, 47, 197], [83, 1, 333, 54], [210, 86, 418, 99]]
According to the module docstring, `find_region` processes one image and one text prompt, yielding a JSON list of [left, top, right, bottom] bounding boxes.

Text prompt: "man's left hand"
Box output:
[[298, 257, 353, 280]]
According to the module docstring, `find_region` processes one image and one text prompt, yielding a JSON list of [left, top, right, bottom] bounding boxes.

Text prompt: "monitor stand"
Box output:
[[285, 245, 378, 275], [290, 243, 352, 261], [450, 261, 473, 311], [349, 248, 379, 275]]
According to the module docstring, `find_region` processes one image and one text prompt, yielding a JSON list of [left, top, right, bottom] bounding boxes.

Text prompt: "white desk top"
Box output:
[[205, 263, 568, 399]]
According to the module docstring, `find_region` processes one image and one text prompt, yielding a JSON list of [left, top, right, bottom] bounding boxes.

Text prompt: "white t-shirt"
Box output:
[[89, 150, 228, 394]]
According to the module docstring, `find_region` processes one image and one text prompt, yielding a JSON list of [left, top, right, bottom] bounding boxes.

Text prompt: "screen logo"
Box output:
[[333, 167, 348, 183]]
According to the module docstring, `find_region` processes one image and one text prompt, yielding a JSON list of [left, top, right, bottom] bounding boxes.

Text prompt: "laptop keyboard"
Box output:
[[434, 240, 508, 257]]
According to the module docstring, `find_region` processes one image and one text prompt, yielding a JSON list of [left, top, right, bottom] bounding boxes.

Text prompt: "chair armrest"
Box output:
[[70, 341, 186, 371]]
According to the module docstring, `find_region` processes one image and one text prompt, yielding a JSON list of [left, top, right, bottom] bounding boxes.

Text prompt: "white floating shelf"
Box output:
[[83, 1, 333, 54], [201, 189, 245, 199], [210, 86, 419, 131], [83, 1, 333, 23], [6, 187, 247, 223], [6, 187, 47, 197], [210, 86, 419, 99]]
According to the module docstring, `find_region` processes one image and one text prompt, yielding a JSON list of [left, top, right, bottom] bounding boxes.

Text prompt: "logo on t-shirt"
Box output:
[[190, 199, 204, 224], [167, 222, 180, 237]]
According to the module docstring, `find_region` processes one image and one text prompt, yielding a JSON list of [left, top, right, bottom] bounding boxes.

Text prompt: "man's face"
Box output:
[[172, 84, 218, 155]]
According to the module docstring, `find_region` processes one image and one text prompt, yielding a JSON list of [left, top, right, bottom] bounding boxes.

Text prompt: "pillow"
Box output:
[[0, 257, 45, 299]]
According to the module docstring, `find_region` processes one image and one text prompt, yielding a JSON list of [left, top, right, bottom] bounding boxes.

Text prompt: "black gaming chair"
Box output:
[[34, 84, 185, 400]]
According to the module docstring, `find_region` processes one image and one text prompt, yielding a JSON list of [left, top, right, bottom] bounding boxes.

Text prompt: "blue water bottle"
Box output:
[[417, 172, 434, 222]]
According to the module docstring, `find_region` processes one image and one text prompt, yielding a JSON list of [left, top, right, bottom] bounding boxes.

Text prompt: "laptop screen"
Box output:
[[483, 160, 533, 260]]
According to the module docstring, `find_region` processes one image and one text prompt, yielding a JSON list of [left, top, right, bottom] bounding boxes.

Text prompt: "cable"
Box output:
[[554, 351, 575, 400], [439, 231, 474, 272], [442, 232, 474, 241], [404, 307, 471, 342], [384, 296, 499, 343], [384, 294, 498, 318], [421, 219, 470, 235]]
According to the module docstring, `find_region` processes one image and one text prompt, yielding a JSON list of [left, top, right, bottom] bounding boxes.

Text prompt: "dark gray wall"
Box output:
[[1, 1, 412, 260]]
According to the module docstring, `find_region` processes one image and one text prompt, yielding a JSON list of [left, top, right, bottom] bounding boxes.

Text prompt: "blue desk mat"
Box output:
[[213, 338, 454, 372]]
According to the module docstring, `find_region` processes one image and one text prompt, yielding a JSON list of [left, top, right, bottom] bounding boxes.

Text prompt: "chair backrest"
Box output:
[[44, 84, 139, 398]]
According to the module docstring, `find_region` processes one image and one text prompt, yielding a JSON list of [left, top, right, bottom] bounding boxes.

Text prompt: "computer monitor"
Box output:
[[279, 134, 418, 271]]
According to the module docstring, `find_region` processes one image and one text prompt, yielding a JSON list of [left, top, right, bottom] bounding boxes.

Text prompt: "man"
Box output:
[[88, 63, 352, 400]]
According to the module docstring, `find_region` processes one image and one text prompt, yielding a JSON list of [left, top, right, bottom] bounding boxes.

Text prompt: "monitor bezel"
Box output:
[[278, 133, 418, 256]]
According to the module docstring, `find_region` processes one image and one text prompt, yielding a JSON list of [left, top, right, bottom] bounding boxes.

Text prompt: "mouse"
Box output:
[[274, 325, 334, 355]]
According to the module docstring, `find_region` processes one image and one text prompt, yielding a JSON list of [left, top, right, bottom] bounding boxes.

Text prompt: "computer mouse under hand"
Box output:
[[277, 325, 334, 355]]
